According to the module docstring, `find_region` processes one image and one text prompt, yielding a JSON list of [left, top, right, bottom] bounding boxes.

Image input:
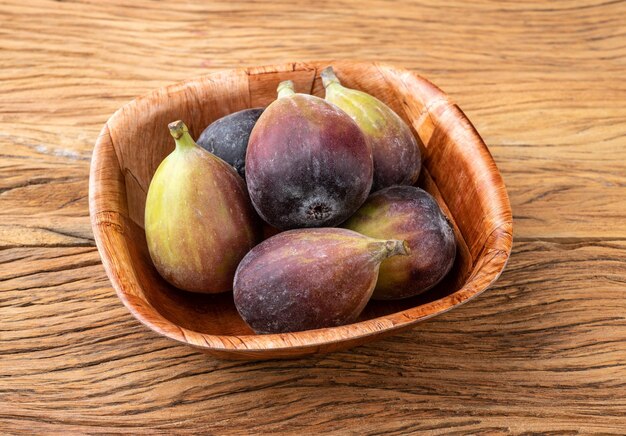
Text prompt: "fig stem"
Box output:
[[277, 80, 296, 98], [168, 120, 195, 149], [320, 66, 341, 88], [369, 239, 411, 261]]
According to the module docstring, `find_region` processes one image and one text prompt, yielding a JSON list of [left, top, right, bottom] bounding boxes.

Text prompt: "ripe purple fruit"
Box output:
[[344, 185, 456, 299], [196, 108, 264, 179], [233, 228, 409, 334], [245, 80, 373, 230]]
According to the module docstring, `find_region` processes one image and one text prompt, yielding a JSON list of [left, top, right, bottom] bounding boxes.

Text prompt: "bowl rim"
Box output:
[[89, 60, 513, 354]]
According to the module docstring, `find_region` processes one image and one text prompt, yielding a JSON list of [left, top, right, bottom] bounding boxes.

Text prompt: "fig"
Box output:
[[343, 186, 456, 300], [196, 108, 264, 178], [321, 66, 422, 191], [233, 228, 409, 334], [246, 80, 373, 230], [145, 120, 260, 294]]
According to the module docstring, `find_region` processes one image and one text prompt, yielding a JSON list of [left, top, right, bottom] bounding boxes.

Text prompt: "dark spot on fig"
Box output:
[[307, 203, 332, 220]]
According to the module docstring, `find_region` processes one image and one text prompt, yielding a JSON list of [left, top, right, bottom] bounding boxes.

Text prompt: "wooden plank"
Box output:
[[0, 241, 624, 433], [1, 0, 624, 239]]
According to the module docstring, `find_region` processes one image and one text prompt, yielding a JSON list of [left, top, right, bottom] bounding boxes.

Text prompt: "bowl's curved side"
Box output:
[[89, 61, 513, 359], [375, 62, 513, 281], [89, 124, 189, 344]]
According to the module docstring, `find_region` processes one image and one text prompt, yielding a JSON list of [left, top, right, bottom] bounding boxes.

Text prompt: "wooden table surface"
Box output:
[[1, 0, 625, 433]]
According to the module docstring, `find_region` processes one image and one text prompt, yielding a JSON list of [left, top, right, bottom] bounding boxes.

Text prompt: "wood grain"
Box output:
[[1, 0, 625, 433]]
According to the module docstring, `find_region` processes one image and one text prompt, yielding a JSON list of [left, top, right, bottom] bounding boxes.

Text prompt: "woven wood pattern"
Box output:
[[89, 61, 512, 359]]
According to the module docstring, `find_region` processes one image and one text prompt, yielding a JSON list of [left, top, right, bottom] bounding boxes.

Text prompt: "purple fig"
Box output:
[[233, 228, 409, 334], [196, 108, 264, 178], [246, 80, 373, 230], [145, 121, 260, 293], [343, 186, 456, 300], [321, 66, 422, 191]]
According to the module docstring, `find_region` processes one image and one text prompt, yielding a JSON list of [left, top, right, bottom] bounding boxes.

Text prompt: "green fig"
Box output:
[[145, 121, 260, 294], [321, 66, 422, 191], [233, 228, 409, 334], [344, 186, 456, 300]]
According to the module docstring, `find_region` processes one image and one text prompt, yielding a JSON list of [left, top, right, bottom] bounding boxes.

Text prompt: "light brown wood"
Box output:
[[89, 61, 512, 359], [1, 0, 625, 432]]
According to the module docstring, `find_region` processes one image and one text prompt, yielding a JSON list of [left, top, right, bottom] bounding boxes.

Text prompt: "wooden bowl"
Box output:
[[89, 61, 512, 359]]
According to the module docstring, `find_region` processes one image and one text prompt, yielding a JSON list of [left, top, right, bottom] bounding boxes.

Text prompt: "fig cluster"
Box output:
[[144, 66, 456, 334]]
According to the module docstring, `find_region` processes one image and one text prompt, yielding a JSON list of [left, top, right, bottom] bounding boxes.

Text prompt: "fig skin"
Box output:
[[145, 121, 260, 294], [233, 228, 409, 334], [321, 66, 422, 192], [343, 186, 456, 300], [196, 108, 264, 179], [246, 80, 373, 230]]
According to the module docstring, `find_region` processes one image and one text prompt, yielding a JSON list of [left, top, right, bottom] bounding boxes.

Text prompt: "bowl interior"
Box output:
[[92, 61, 511, 348], [120, 172, 470, 336]]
